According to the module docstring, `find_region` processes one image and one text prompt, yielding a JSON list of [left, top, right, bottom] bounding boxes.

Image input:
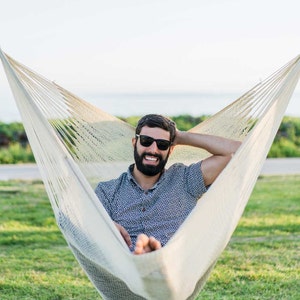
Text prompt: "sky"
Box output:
[[1, 0, 300, 121]]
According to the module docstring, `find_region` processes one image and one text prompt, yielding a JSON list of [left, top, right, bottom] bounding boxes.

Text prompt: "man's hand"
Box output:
[[133, 234, 162, 255], [114, 222, 132, 248], [114, 223, 162, 254]]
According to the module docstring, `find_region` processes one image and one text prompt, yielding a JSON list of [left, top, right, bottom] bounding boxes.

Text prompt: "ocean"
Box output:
[[1, 91, 300, 122], [87, 92, 238, 117], [57, 91, 300, 118]]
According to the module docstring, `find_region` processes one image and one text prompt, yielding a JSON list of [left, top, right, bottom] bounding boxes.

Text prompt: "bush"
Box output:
[[0, 143, 35, 164], [0, 115, 300, 164], [268, 138, 300, 158]]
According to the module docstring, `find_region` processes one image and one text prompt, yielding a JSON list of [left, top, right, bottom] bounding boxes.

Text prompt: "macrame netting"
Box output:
[[1, 49, 300, 300]]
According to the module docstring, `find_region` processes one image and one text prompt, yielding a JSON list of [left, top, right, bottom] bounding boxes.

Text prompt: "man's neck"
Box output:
[[132, 165, 161, 191]]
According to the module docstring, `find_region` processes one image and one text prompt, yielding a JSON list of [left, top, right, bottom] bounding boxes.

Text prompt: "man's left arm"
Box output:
[[173, 131, 241, 186]]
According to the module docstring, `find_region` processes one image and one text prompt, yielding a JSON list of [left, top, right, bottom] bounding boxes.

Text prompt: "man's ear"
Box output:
[[169, 144, 175, 155], [132, 137, 136, 148]]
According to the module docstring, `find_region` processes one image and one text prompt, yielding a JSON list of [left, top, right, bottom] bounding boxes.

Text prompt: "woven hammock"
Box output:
[[1, 49, 299, 299]]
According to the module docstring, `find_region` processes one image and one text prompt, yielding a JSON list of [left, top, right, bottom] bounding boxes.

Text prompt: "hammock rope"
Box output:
[[1, 49, 299, 299]]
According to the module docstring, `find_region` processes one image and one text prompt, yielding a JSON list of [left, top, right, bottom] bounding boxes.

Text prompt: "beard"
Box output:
[[134, 145, 169, 176]]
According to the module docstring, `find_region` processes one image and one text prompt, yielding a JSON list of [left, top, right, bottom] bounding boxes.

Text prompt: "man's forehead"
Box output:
[[140, 126, 170, 139]]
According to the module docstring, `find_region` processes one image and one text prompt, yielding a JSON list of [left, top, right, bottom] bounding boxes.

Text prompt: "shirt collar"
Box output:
[[127, 164, 166, 189]]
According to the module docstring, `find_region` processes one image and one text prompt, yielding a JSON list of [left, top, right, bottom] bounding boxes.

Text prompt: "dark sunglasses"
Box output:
[[136, 134, 171, 151]]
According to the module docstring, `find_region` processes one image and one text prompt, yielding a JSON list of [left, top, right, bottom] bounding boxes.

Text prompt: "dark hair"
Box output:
[[135, 114, 176, 142]]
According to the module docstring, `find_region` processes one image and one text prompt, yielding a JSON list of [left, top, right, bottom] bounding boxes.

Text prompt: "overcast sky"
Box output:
[[1, 0, 300, 120]]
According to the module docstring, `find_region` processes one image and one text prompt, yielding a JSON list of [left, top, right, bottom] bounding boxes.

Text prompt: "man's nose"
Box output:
[[147, 141, 159, 152]]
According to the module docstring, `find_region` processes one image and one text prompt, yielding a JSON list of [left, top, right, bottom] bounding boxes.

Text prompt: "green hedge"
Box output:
[[1, 115, 300, 163]]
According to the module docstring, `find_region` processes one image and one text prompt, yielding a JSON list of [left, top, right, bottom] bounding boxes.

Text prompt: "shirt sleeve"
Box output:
[[185, 161, 207, 198], [95, 182, 112, 217]]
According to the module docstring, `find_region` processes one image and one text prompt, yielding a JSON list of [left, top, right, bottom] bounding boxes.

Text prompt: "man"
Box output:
[[95, 114, 241, 255]]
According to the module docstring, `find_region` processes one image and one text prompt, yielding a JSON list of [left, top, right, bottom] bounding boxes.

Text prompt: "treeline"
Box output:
[[269, 116, 300, 157], [0, 122, 34, 164], [0, 115, 300, 164]]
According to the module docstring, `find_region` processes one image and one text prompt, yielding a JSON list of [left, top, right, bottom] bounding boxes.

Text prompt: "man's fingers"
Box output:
[[136, 234, 149, 246], [133, 234, 162, 255], [133, 234, 149, 255], [149, 236, 161, 250]]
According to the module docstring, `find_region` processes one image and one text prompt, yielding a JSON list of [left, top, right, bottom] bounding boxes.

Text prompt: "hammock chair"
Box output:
[[1, 49, 300, 300]]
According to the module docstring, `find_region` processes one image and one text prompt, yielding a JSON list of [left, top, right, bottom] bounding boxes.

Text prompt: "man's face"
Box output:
[[133, 126, 172, 176]]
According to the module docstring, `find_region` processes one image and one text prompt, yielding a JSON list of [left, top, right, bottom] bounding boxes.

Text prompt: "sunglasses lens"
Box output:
[[140, 136, 154, 147], [156, 140, 170, 150], [138, 135, 170, 150]]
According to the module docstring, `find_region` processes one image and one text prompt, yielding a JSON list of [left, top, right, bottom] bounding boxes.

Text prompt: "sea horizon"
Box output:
[[1, 91, 300, 122]]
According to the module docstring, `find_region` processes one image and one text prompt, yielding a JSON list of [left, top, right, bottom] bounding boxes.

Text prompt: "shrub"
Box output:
[[268, 138, 300, 158], [0, 143, 35, 164]]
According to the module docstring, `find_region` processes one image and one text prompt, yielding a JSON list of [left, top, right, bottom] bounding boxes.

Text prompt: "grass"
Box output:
[[0, 180, 99, 300], [0, 176, 299, 299], [198, 175, 300, 300]]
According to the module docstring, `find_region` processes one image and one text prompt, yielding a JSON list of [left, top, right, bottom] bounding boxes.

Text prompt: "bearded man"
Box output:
[[95, 114, 241, 254]]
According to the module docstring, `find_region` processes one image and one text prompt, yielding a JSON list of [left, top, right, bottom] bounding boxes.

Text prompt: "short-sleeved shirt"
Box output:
[[95, 162, 207, 249]]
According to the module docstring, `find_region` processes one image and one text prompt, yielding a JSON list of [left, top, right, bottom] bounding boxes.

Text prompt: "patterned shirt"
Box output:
[[95, 162, 207, 249]]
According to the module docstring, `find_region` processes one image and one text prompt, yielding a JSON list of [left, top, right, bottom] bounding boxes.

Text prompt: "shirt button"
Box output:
[[141, 207, 146, 212]]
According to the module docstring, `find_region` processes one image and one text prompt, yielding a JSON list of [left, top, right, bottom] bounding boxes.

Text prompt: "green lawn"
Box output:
[[197, 175, 300, 299], [0, 176, 299, 299]]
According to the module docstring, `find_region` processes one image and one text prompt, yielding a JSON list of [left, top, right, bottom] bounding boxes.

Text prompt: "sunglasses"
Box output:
[[136, 134, 171, 151]]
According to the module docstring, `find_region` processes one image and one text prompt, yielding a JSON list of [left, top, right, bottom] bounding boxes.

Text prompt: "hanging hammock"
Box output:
[[1, 49, 299, 300]]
